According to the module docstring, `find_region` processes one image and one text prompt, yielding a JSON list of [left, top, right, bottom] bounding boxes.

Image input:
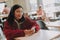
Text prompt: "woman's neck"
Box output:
[[15, 16, 25, 23]]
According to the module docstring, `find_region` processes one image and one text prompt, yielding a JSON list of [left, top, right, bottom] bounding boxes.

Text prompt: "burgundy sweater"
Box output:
[[3, 17, 40, 40]]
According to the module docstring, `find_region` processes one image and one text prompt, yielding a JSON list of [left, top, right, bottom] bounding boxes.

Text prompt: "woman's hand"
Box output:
[[24, 29, 35, 36]]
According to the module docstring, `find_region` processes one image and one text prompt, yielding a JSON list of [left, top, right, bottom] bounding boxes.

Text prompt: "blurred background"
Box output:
[[0, 0, 60, 40]]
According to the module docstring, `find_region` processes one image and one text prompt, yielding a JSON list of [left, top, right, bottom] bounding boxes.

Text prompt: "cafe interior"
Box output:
[[0, 0, 60, 40]]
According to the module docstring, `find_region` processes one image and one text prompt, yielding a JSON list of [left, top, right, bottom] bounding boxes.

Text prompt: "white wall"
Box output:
[[18, 0, 30, 13]]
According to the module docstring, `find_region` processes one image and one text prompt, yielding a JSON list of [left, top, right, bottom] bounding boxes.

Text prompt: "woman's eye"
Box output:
[[17, 11, 20, 12]]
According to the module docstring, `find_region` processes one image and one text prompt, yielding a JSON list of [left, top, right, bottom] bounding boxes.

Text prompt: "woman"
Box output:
[[2, 5, 10, 21], [37, 6, 44, 16], [36, 6, 46, 20], [2, 5, 10, 14], [3, 4, 40, 40]]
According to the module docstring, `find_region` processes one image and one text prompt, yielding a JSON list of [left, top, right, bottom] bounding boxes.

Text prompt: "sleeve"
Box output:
[[25, 17, 40, 32], [3, 21, 25, 39], [33, 21, 40, 32]]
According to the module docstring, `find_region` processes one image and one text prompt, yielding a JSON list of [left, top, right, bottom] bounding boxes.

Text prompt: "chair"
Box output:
[[36, 20, 48, 30], [0, 27, 6, 40]]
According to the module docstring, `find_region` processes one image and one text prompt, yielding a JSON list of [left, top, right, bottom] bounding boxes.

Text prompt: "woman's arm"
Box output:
[[25, 17, 40, 32], [3, 21, 25, 39]]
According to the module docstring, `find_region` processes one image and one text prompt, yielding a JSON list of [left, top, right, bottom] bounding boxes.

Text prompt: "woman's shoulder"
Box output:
[[24, 16, 36, 23], [24, 16, 33, 22]]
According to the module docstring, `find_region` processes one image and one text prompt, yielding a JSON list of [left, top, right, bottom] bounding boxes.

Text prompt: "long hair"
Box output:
[[7, 4, 23, 25]]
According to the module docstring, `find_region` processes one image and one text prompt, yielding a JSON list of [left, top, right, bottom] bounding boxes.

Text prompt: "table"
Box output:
[[33, 15, 42, 18], [30, 15, 42, 18], [15, 30, 60, 40], [0, 14, 8, 18], [45, 21, 60, 28]]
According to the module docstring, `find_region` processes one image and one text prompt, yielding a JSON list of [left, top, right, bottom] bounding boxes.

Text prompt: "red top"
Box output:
[[3, 17, 40, 40], [37, 9, 43, 15]]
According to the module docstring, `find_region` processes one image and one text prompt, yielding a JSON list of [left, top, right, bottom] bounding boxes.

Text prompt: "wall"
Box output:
[[18, 0, 30, 13], [0, 0, 8, 2], [6, 0, 13, 7], [6, 0, 31, 13]]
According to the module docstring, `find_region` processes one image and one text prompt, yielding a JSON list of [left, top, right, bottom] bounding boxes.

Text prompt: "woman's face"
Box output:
[[14, 8, 23, 20]]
